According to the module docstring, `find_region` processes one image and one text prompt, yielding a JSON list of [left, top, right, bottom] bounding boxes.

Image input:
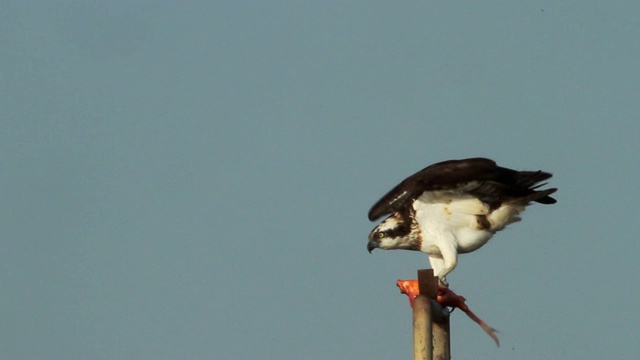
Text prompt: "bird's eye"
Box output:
[[378, 232, 385, 238]]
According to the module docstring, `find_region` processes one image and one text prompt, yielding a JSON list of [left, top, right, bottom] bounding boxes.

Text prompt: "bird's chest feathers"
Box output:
[[413, 192, 494, 254]]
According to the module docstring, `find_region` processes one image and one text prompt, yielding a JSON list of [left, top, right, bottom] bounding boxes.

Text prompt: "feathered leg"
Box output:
[[428, 244, 458, 287]]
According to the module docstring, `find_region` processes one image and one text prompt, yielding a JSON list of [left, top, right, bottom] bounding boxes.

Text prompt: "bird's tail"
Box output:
[[513, 170, 552, 187], [506, 188, 557, 205]]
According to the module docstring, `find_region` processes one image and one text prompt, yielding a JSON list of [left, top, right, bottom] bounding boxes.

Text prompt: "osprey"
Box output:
[[367, 158, 557, 286]]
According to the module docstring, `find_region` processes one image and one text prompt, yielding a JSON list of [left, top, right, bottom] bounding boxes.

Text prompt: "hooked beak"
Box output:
[[367, 241, 377, 254]]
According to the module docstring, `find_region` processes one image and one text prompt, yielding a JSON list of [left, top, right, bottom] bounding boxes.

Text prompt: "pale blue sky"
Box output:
[[2, 2, 639, 359]]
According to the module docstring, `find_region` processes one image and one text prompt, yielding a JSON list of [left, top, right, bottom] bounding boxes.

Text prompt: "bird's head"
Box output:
[[367, 212, 420, 253]]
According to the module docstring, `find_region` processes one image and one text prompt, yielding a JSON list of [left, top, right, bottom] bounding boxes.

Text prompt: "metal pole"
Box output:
[[413, 269, 451, 360], [432, 314, 450, 360], [413, 295, 432, 360]]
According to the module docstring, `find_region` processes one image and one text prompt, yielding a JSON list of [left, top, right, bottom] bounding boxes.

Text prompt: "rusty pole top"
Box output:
[[417, 269, 438, 299]]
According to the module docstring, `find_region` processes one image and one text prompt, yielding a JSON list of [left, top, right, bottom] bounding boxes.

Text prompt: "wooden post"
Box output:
[[412, 269, 451, 360]]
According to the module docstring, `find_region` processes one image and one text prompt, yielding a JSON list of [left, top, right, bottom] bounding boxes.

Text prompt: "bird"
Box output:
[[367, 157, 557, 287]]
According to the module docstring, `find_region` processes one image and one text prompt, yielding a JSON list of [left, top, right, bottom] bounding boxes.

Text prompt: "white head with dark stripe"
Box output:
[[367, 210, 421, 253]]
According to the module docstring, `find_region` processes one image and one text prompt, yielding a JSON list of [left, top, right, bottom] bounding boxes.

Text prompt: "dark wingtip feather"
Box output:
[[367, 186, 412, 221], [367, 208, 380, 221]]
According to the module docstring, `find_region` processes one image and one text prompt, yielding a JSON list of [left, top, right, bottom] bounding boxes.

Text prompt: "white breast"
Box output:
[[412, 192, 509, 254]]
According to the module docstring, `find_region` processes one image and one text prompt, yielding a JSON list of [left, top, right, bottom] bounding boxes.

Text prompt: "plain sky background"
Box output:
[[2, 2, 639, 359]]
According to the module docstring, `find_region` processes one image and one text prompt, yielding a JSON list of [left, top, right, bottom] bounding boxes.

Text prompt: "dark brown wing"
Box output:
[[367, 158, 557, 221]]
